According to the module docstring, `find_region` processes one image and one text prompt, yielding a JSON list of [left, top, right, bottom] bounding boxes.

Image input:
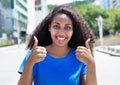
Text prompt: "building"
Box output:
[[101, 0, 110, 9], [26, 0, 49, 42], [0, 1, 13, 36], [0, 0, 29, 42], [93, 0, 110, 9], [0, 3, 4, 30], [35, 0, 49, 26], [26, 0, 35, 36], [109, 0, 120, 8], [12, 0, 28, 42], [93, 0, 120, 9], [0, 0, 49, 43]]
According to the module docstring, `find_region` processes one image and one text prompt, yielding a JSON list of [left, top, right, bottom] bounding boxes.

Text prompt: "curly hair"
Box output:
[[27, 4, 95, 51]]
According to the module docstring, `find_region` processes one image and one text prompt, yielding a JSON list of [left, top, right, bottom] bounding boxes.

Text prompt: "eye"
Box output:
[[53, 25, 60, 30], [65, 26, 72, 31]]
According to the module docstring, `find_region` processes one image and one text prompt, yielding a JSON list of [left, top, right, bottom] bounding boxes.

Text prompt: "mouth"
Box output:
[[57, 37, 65, 40], [56, 36, 66, 42]]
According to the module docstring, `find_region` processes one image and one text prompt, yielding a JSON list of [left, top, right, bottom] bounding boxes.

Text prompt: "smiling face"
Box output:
[[49, 14, 73, 47]]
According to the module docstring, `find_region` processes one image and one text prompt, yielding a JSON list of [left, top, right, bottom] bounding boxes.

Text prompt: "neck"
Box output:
[[46, 44, 70, 58]]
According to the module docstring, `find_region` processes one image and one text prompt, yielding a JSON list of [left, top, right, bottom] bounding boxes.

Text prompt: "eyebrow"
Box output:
[[53, 22, 72, 26], [53, 22, 60, 25]]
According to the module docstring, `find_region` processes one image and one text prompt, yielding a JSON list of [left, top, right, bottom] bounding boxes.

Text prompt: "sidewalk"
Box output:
[[95, 45, 120, 56]]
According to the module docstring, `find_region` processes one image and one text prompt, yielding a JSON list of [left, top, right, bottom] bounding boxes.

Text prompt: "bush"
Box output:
[[0, 40, 12, 47]]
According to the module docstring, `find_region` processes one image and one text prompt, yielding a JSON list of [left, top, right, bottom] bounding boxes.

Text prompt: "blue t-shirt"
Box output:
[[18, 48, 87, 85]]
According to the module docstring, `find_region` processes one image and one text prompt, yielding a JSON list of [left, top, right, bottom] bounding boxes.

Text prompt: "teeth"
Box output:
[[57, 37, 65, 40]]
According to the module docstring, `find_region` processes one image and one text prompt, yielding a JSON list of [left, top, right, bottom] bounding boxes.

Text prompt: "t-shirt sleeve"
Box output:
[[18, 49, 32, 74], [81, 63, 87, 75]]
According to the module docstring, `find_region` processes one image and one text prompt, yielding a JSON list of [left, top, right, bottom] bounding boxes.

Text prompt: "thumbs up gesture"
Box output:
[[75, 39, 95, 65], [28, 36, 47, 64]]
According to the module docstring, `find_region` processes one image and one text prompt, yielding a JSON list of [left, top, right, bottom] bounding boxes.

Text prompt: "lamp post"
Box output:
[[96, 16, 103, 46]]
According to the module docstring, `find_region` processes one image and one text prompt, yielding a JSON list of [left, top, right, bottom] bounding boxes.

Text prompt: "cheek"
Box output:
[[69, 31, 73, 38], [49, 29, 56, 37]]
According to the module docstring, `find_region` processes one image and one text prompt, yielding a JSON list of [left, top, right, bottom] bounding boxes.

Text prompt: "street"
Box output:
[[94, 49, 120, 85], [0, 44, 120, 85], [0, 44, 27, 85]]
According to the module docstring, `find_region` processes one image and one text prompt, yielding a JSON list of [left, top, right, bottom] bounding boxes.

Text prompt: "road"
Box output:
[[94, 50, 120, 85], [0, 44, 27, 85], [0, 44, 120, 85]]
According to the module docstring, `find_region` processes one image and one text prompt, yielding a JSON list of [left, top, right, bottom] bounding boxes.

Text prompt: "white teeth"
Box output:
[[57, 37, 65, 40]]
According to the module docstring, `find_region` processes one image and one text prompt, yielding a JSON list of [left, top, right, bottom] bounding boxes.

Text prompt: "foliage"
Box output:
[[0, 40, 12, 47], [47, 4, 55, 11], [47, 3, 120, 37], [108, 8, 120, 32], [74, 4, 109, 36], [74, 4, 120, 37], [47, 0, 95, 11]]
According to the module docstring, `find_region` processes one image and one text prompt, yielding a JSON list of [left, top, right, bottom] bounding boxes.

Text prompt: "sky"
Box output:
[[46, 0, 73, 5]]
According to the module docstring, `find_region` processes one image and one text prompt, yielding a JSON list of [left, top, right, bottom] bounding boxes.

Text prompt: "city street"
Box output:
[[0, 44, 27, 85], [94, 49, 120, 85], [0, 44, 120, 85]]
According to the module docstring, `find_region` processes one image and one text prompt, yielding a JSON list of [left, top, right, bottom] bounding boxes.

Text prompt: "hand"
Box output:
[[75, 39, 95, 65], [28, 36, 47, 64]]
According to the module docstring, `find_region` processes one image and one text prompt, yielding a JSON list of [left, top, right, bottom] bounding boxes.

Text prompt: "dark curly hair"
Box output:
[[27, 4, 95, 51]]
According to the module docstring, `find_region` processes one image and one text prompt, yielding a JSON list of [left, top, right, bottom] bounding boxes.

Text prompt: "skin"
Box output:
[[76, 39, 97, 85], [47, 14, 73, 58], [17, 14, 97, 85]]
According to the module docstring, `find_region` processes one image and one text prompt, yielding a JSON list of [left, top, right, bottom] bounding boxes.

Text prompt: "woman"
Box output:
[[18, 4, 97, 85]]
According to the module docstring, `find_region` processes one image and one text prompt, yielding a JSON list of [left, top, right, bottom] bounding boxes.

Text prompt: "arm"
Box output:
[[17, 59, 34, 85], [76, 39, 97, 85], [17, 36, 47, 85], [81, 74, 87, 85], [86, 61, 97, 85], [81, 61, 97, 85]]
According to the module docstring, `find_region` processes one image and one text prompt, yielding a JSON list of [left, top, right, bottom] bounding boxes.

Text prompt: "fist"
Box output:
[[75, 39, 94, 65], [28, 36, 47, 64]]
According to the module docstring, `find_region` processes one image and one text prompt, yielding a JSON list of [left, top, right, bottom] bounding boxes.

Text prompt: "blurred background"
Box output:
[[0, 0, 120, 85]]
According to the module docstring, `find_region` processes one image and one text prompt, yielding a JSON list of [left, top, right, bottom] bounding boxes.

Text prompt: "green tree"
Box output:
[[74, 4, 109, 36], [47, 3, 119, 37], [47, 4, 55, 11], [108, 8, 120, 34]]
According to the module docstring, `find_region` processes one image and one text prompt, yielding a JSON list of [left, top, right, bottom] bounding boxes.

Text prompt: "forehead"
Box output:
[[52, 14, 72, 24]]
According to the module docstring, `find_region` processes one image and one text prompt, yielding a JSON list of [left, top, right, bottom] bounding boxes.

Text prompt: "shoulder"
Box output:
[[69, 48, 76, 54]]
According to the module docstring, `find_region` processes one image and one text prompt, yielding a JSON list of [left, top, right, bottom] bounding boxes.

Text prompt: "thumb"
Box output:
[[85, 38, 90, 49], [33, 36, 38, 48]]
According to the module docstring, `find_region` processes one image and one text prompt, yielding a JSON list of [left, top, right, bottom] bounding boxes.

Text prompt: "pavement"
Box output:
[[95, 45, 120, 56]]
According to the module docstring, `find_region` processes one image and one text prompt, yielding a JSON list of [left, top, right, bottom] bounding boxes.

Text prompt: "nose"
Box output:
[[58, 29, 66, 34]]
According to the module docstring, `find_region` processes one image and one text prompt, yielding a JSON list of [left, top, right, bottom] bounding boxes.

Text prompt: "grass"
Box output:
[[0, 40, 12, 47], [103, 35, 120, 40], [95, 35, 120, 46]]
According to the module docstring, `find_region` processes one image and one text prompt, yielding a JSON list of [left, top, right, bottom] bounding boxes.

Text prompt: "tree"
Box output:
[[108, 8, 120, 34], [47, 3, 120, 36], [47, 4, 55, 11], [74, 4, 109, 36]]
